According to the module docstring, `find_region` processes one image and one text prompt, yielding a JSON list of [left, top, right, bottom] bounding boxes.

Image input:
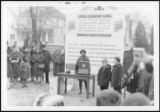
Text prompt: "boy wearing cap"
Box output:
[[97, 58, 112, 90], [111, 57, 123, 94], [75, 49, 91, 95]]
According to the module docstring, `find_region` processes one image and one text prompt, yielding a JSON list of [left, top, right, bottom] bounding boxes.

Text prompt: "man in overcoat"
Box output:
[[42, 45, 51, 83]]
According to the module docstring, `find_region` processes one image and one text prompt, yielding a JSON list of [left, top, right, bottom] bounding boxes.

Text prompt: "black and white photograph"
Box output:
[[1, 1, 159, 111]]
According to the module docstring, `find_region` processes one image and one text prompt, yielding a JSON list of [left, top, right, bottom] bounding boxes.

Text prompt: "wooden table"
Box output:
[[56, 72, 96, 99]]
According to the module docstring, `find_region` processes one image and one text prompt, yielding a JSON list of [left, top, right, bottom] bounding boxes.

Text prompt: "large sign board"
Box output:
[[65, 6, 126, 74]]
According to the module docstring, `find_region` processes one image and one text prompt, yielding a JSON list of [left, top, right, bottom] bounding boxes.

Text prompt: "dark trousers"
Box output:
[[79, 80, 87, 92], [100, 83, 109, 90], [113, 86, 121, 94], [45, 72, 49, 83]]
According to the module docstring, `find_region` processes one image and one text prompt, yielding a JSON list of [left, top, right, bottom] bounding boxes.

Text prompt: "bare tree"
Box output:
[[134, 21, 150, 53], [29, 6, 54, 47], [30, 7, 38, 46]]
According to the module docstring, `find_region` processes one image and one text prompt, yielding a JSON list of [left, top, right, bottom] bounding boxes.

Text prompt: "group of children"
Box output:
[[7, 46, 31, 88], [97, 55, 154, 104], [7, 45, 47, 88]]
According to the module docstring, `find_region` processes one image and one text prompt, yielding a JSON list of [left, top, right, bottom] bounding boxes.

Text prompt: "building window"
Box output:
[[48, 30, 54, 43], [10, 34, 15, 40], [41, 32, 46, 42]]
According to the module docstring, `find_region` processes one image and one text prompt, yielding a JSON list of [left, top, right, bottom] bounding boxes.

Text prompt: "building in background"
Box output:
[[7, 6, 66, 53]]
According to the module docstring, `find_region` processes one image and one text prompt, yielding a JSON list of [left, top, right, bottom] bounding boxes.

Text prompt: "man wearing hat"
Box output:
[[75, 49, 91, 95], [42, 44, 51, 83]]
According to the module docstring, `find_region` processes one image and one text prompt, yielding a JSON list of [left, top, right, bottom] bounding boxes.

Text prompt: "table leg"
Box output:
[[87, 79, 90, 99], [57, 77, 61, 94], [92, 77, 95, 97], [64, 78, 67, 94]]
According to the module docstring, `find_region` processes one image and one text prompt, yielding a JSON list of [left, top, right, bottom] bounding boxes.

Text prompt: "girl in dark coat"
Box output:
[[111, 57, 123, 94], [97, 59, 112, 90], [20, 56, 29, 88]]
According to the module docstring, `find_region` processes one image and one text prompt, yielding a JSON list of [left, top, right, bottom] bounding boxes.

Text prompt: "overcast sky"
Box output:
[[3, 1, 157, 14], [3, 1, 158, 23]]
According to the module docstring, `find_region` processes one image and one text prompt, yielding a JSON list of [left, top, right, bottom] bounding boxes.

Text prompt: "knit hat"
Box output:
[[80, 49, 86, 54]]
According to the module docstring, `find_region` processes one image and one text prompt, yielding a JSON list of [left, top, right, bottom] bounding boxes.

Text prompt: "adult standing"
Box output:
[[42, 45, 51, 83], [143, 62, 153, 97], [111, 57, 123, 94], [10, 47, 20, 87], [7, 45, 13, 88], [97, 58, 112, 90], [136, 61, 147, 92], [23, 47, 31, 80], [75, 49, 91, 95], [31, 47, 39, 82], [127, 62, 139, 93], [60, 48, 65, 73], [51, 50, 62, 76], [37, 49, 45, 84]]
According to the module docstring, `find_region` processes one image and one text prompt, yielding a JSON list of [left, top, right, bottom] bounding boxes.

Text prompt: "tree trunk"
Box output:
[[30, 7, 38, 46]]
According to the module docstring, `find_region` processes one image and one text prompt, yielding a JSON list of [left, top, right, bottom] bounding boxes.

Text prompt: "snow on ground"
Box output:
[[7, 69, 130, 106]]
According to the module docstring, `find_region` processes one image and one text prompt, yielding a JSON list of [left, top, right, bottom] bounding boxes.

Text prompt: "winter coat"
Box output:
[[7, 55, 13, 78], [148, 76, 154, 100], [24, 52, 31, 62], [143, 72, 152, 96], [51, 52, 65, 75], [137, 69, 147, 91], [111, 63, 123, 88], [20, 61, 29, 79], [31, 52, 38, 77], [42, 50, 51, 72], [127, 72, 139, 93], [37, 52, 45, 77], [75, 55, 91, 74], [10, 51, 20, 78], [97, 64, 112, 86], [60, 53, 65, 73]]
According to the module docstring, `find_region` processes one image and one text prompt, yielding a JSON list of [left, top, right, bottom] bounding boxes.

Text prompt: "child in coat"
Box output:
[[97, 58, 112, 90], [20, 56, 29, 88]]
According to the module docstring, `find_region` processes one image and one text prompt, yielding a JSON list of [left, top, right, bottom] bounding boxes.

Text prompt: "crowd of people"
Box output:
[[74, 49, 154, 105], [97, 54, 154, 104], [7, 43, 154, 106], [7, 43, 65, 88]]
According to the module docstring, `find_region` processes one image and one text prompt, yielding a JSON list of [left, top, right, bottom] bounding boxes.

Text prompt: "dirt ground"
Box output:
[[7, 69, 130, 106]]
